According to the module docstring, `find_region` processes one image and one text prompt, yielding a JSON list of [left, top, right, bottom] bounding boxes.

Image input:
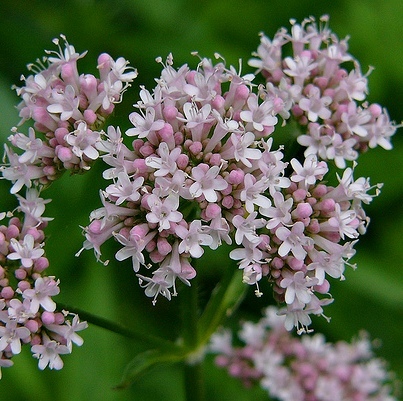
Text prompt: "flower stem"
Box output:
[[58, 303, 180, 351], [181, 275, 205, 401]]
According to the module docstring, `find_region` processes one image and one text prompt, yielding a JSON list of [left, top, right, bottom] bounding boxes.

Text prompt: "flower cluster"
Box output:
[[0, 188, 87, 378], [210, 307, 398, 401], [78, 16, 396, 332], [249, 15, 397, 168], [1, 35, 137, 193]]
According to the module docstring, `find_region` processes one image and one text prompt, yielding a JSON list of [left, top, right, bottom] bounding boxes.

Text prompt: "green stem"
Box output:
[[181, 275, 205, 401], [58, 303, 180, 351], [198, 267, 246, 345], [183, 359, 205, 401]]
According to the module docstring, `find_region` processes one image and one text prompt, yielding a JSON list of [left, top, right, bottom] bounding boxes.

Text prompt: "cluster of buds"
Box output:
[[1, 35, 137, 193], [78, 15, 396, 332], [210, 307, 398, 401], [0, 189, 87, 377], [249, 15, 396, 167]]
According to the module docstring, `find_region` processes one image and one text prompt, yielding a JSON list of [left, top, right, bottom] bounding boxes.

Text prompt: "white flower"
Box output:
[[146, 194, 183, 232], [31, 333, 70, 370], [176, 220, 213, 258], [189, 164, 227, 202], [7, 234, 45, 268]]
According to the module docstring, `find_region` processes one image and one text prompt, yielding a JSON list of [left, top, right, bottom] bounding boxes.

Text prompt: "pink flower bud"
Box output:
[[139, 144, 154, 157], [209, 153, 222, 166], [18, 280, 31, 292], [205, 203, 221, 219], [54, 127, 69, 145], [1, 286, 14, 299], [15, 268, 27, 280], [158, 123, 174, 142], [149, 249, 165, 263], [221, 196, 234, 209], [292, 189, 307, 202], [132, 159, 148, 175], [6, 224, 20, 239], [42, 311, 55, 325], [315, 279, 330, 294], [176, 154, 189, 170], [57, 146, 74, 162], [369, 103, 382, 118], [211, 95, 225, 110], [163, 105, 178, 120], [54, 312, 65, 325], [157, 238, 172, 256], [189, 141, 203, 155], [227, 169, 245, 185], [34, 257, 50, 273], [84, 109, 97, 125], [25, 319, 39, 333], [294, 203, 313, 219], [312, 184, 328, 198], [318, 198, 335, 213]]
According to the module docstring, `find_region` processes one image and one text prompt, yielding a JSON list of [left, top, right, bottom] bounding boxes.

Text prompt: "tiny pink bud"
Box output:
[[205, 203, 221, 219], [157, 238, 172, 256], [292, 189, 307, 202], [176, 154, 189, 170], [57, 146, 74, 162], [31, 334, 42, 345], [189, 141, 203, 155], [211, 95, 225, 110], [174, 132, 184, 145], [221, 196, 234, 209], [84, 109, 97, 125], [145, 239, 156, 252], [1, 286, 14, 299], [318, 198, 335, 213], [97, 53, 112, 70], [139, 144, 154, 157], [288, 257, 304, 271], [294, 203, 313, 219], [158, 123, 174, 141], [34, 257, 49, 273], [54, 127, 69, 145], [6, 224, 20, 239], [163, 105, 178, 120], [314, 76, 329, 89], [25, 319, 39, 333], [234, 84, 250, 102], [0, 278, 8, 287], [132, 158, 148, 174], [227, 169, 245, 185], [149, 249, 165, 263], [312, 184, 328, 198], [369, 103, 382, 118], [15, 268, 27, 280], [42, 311, 55, 325], [315, 279, 330, 294], [209, 153, 222, 166], [54, 312, 65, 325], [307, 219, 320, 234]]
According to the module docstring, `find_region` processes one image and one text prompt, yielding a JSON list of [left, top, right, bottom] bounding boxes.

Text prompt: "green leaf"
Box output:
[[115, 349, 185, 390], [198, 269, 246, 345]]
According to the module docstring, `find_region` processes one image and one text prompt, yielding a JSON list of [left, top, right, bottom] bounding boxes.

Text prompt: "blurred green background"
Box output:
[[0, 1, 402, 400]]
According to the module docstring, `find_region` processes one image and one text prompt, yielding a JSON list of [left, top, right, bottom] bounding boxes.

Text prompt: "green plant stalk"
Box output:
[[181, 275, 205, 401], [57, 303, 180, 351]]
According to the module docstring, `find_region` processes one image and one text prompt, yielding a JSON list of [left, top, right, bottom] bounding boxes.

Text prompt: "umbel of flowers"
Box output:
[[0, 16, 399, 385], [209, 306, 398, 401], [78, 16, 396, 333], [0, 37, 136, 376], [2, 35, 137, 193], [0, 189, 87, 377]]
